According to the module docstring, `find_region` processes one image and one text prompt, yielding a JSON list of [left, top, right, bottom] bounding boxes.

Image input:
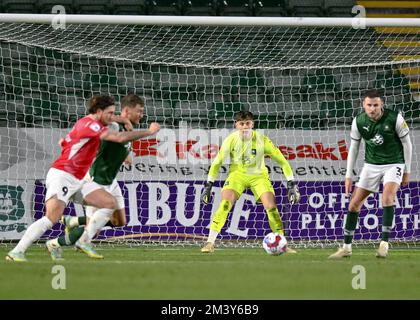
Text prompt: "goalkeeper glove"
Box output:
[[201, 181, 214, 204], [287, 180, 300, 205]]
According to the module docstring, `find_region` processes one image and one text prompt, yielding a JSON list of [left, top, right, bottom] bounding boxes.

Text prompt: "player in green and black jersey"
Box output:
[[329, 89, 412, 259]]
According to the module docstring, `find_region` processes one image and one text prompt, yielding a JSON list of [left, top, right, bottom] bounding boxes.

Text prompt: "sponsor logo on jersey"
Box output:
[[370, 134, 384, 145], [89, 122, 101, 132]]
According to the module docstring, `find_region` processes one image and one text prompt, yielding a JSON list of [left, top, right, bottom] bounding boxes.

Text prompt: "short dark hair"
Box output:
[[363, 89, 383, 101], [234, 110, 254, 121], [121, 94, 144, 109], [88, 95, 115, 114]]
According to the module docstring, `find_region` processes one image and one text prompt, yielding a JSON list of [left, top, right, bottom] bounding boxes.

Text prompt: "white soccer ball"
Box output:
[[262, 232, 287, 255]]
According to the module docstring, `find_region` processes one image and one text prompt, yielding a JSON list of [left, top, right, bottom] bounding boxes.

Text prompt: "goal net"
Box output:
[[0, 16, 419, 248]]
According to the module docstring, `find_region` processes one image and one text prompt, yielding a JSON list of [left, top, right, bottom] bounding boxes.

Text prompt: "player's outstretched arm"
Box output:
[[101, 122, 160, 143], [263, 136, 294, 180]]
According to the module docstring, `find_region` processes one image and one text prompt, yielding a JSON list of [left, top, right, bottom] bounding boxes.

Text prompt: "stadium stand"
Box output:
[[0, 0, 418, 129]]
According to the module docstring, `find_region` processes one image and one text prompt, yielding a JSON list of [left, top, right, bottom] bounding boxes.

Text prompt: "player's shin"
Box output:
[[382, 206, 395, 242], [266, 208, 284, 236], [343, 211, 359, 250], [208, 200, 232, 243], [13, 216, 53, 253], [79, 208, 113, 244]]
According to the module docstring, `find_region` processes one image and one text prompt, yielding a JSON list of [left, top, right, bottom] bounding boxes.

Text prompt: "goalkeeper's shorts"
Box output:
[[222, 171, 275, 202]]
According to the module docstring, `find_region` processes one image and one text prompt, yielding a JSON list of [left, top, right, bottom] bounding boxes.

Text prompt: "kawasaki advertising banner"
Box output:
[[0, 128, 418, 240]]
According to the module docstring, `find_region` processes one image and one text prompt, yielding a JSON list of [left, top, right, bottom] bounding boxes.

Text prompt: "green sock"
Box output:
[[57, 226, 85, 246], [344, 211, 359, 244], [78, 216, 87, 226], [382, 206, 395, 242]]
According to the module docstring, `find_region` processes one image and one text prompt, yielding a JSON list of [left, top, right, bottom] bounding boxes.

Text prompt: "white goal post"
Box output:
[[0, 14, 419, 247]]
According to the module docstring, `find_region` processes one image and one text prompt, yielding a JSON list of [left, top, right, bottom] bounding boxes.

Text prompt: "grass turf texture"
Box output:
[[0, 245, 419, 299]]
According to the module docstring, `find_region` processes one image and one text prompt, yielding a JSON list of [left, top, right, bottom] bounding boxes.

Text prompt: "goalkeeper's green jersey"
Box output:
[[207, 130, 294, 182], [89, 122, 131, 185]]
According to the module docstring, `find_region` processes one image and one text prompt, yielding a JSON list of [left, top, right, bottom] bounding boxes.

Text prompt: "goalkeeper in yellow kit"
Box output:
[[200, 111, 300, 253]]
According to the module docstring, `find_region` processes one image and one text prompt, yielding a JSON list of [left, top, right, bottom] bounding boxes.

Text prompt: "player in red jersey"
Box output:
[[6, 95, 160, 262]]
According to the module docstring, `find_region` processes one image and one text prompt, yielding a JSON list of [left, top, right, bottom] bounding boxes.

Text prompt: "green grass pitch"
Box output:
[[1, 245, 419, 299]]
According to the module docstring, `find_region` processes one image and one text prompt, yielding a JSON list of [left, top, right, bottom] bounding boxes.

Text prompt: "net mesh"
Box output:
[[0, 21, 419, 248]]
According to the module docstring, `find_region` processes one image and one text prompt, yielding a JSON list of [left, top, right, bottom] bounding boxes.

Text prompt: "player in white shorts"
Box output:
[[329, 89, 412, 259], [45, 94, 148, 260], [6, 95, 160, 262]]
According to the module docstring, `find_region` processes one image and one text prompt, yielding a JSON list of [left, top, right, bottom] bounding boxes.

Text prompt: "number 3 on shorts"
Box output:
[[396, 167, 402, 178]]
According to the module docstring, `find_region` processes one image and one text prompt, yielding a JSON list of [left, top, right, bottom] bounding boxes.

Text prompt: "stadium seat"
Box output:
[[186, 0, 218, 15], [320, 100, 353, 121], [145, 100, 176, 127], [286, 0, 326, 17], [254, 114, 284, 129], [256, 0, 287, 16], [375, 70, 411, 94], [3, 100, 26, 127], [23, 95, 61, 128], [0, 101, 8, 127], [219, 0, 253, 16], [213, 101, 243, 119], [37, 0, 75, 14], [285, 113, 324, 129], [59, 95, 86, 123], [73, 0, 111, 14], [323, 0, 355, 17], [302, 70, 341, 95], [148, 0, 183, 15], [2, 0, 38, 13], [110, 0, 146, 15], [174, 101, 214, 127], [83, 69, 119, 96]]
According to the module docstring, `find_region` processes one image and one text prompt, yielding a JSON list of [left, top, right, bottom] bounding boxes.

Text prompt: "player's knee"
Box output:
[[382, 196, 395, 207], [45, 212, 61, 224], [348, 201, 362, 212]]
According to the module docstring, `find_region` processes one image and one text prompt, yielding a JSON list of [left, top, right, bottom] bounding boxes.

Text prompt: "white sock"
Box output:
[[343, 243, 352, 251], [14, 216, 53, 253], [78, 208, 113, 244], [207, 229, 219, 244]]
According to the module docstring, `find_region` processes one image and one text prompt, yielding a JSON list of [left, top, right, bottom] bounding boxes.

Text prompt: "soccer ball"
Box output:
[[262, 232, 287, 255]]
